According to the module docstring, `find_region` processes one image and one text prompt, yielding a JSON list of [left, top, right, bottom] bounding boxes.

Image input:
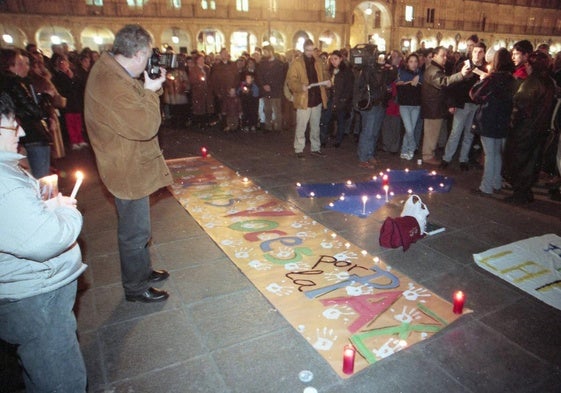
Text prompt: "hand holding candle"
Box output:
[[69, 171, 84, 199]]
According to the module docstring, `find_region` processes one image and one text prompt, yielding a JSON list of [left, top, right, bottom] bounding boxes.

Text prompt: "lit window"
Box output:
[[325, 0, 336, 18], [405, 5, 413, 22], [236, 0, 249, 12], [170, 0, 181, 8], [86, 0, 103, 5], [127, 0, 146, 7], [201, 0, 215, 10]]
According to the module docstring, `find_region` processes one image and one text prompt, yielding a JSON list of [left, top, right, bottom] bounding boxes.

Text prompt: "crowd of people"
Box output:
[[1, 22, 561, 391], [158, 35, 560, 204]]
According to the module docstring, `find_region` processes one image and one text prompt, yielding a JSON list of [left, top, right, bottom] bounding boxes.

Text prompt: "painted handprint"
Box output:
[[234, 247, 254, 259], [372, 338, 405, 359], [248, 260, 273, 271], [312, 327, 338, 351], [323, 271, 350, 282], [402, 282, 431, 302], [393, 305, 422, 323], [265, 282, 293, 296], [322, 305, 355, 320], [345, 283, 374, 296], [333, 250, 358, 261]]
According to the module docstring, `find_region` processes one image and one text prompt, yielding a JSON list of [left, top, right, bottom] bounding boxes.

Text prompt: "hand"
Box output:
[[143, 68, 167, 91], [448, 107, 456, 115], [324, 80, 332, 88], [302, 84, 308, 92], [460, 63, 472, 77], [45, 193, 77, 210], [411, 75, 420, 86]]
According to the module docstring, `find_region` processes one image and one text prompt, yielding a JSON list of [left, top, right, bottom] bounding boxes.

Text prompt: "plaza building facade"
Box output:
[[0, 0, 561, 56]]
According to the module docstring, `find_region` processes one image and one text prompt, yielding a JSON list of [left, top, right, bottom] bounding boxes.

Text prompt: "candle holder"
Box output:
[[342, 344, 356, 375]]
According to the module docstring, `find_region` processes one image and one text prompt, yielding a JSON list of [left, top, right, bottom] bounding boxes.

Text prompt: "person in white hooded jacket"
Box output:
[[0, 92, 87, 392]]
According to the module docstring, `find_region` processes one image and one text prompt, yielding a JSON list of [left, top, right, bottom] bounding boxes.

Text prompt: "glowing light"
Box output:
[[93, 35, 103, 45], [2, 34, 13, 44], [431, 171, 437, 175], [364, 7, 373, 16], [339, 196, 345, 201], [428, 187, 434, 192], [373, 256, 380, 263], [344, 242, 351, 248], [405, 168, 409, 173], [439, 183, 445, 187], [346, 180, 352, 186], [329, 202, 334, 207], [50, 35, 61, 45], [296, 182, 301, 187], [171, 35, 179, 44], [376, 194, 382, 199], [361, 250, 368, 256], [331, 233, 337, 239], [309, 192, 315, 197], [408, 189, 413, 194]]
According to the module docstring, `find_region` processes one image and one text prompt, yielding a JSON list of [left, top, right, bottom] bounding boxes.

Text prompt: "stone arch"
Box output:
[[350, 1, 392, 51]]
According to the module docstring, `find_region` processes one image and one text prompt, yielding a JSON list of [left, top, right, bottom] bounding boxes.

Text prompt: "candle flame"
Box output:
[[75, 171, 84, 180], [361, 195, 368, 203], [454, 291, 464, 300]]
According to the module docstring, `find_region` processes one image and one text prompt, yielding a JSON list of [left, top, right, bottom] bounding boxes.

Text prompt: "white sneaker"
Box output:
[[400, 152, 413, 160], [71, 144, 81, 150]]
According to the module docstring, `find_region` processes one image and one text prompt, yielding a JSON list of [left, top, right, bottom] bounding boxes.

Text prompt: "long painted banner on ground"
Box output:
[[474, 234, 561, 311], [167, 156, 468, 378]]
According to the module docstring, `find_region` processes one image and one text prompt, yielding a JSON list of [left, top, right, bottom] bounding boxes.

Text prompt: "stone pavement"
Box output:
[[2, 122, 561, 393]]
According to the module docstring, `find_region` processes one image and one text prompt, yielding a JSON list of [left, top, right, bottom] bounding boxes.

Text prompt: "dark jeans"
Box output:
[[0, 281, 86, 392], [241, 96, 259, 128], [115, 196, 153, 295], [25, 142, 51, 179], [320, 99, 349, 145]]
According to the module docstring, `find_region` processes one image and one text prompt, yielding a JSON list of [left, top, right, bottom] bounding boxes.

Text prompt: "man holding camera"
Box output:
[[85, 24, 172, 303]]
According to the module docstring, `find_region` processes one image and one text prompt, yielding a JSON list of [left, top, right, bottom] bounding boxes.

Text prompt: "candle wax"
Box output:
[[453, 291, 465, 314], [342, 345, 356, 374]]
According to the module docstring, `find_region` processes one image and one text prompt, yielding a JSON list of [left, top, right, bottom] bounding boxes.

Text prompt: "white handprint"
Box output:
[[333, 250, 358, 261], [322, 305, 355, 320], [372, 338, 404, 359], [234, 247, 253, 259], [323, 271, 350, 282], [402, 282, 431, 302], [248, 260, 273, 271], [284, 262, 311, 271], [266, 282, 293, 296], [312, 327, 338, 351], [346, 283, 374, 296], [394, 306, 422, 323]]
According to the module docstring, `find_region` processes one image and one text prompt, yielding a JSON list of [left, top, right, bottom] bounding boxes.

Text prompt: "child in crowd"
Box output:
[[222, 87, 242, 132], [238, 72, 260, 132]]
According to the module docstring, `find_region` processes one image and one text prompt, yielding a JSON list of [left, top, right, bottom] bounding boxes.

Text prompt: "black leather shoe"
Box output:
[[125, 287, 169, 303], [148, 269, 169, 283]]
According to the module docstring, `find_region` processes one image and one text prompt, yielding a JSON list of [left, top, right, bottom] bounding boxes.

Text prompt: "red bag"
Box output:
[[379, 216, 423, 251]]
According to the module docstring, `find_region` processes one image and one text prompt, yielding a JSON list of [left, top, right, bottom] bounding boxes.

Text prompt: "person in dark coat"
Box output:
[[319, 50, 354, 147], [256, 45, 287, 132], [504, 51, 556, 204], [0, 48, 52, 178], [189, 54, 214, 129], [420, 46, 470, 165], [469, 48, 516, 196]]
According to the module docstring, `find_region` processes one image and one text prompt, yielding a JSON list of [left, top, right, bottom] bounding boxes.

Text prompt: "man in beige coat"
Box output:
[[85, 24, 172, 303], [286, 39, 331, 158]]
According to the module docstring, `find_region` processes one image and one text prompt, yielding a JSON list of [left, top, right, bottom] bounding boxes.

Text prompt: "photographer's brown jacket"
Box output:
[[84, 52, 171, 200]]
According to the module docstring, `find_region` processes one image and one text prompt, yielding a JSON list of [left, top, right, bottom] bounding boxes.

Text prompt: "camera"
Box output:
[[350, 44, 379, 69], [146, 48, 162, 79]]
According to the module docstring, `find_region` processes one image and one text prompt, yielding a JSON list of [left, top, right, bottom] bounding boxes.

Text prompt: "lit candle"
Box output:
[[242, 177, 249, 183], [383, 185, 389, 203], [296, 182, 301, 187], [361, 195, 368, 215], [453, 291, 465, 314], [201, 147, 208, 158], [382, 174, 389, 187], [342, 344, 356, 375], [39, 174, 58, 200], [69, 171, 83, 199]]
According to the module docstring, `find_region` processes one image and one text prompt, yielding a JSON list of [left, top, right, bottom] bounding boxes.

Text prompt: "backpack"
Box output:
[[353, 65, 387, 111]]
